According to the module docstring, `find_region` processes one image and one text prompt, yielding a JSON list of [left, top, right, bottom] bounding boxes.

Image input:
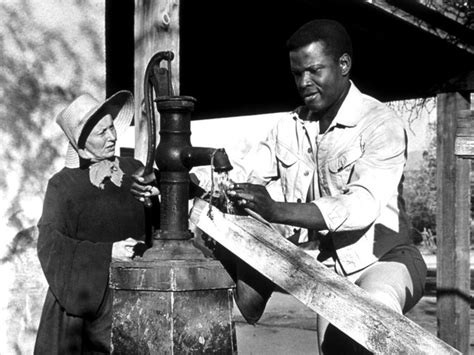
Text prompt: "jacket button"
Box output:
[[307, 148, 312, 153], [297, 198, 302, 203], [304, 171, 309, 176]]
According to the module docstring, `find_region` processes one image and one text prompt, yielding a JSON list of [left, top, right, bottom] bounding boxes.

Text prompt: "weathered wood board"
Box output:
[[190, 198, 460, 355], [454, 109, 474, 157]]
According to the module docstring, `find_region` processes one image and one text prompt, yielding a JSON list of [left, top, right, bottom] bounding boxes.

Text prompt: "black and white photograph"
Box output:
[[0, 1, 473, 354]]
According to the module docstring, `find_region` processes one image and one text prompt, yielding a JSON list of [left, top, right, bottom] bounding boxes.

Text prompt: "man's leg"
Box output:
[[320, 245, 427, 354], [234, 262, 275, 324], [212, 241, 274, 324], [355, 244, 427, 314]]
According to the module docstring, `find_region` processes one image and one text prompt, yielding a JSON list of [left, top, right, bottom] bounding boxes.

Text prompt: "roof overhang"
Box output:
[[179, 0, 473, 118]]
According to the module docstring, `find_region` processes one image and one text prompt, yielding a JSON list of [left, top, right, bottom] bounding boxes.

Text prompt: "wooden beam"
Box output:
[[190, 199, 460, 354], [364, 0, 474, 55], [436, 92, 471, 354], [416, 0, 472, 27], [134, 0, 180, 163]]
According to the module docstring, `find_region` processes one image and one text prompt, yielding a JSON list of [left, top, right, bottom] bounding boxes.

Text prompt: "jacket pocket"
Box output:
[[276, 144, 300, 198], [276, 144, 298, 168], [327, 149, 362, 189]]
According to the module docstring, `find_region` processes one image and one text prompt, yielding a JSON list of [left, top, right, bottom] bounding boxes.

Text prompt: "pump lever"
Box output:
[[142, 51, 176, 208]]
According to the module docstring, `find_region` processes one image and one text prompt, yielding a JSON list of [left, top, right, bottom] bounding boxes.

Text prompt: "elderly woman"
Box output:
[[34, 91, 158, 354]]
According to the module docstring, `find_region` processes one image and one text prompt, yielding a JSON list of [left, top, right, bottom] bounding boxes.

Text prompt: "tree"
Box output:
[[0, 0, 105, 233], [388, 98, 437, 248], [404, 122, 437, 247]]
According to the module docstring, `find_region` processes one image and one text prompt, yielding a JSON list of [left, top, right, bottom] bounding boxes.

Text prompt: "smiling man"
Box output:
[[226, 19, 427, 354]]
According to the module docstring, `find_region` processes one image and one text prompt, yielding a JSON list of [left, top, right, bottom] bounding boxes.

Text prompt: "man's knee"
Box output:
[[355, 260, 417, 314], [210, 242, 274, 324], [234, 264, 274, 324]]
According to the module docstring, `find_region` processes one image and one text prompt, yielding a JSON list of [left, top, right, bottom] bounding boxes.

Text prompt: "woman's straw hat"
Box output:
[[55, 90, 134, 168]]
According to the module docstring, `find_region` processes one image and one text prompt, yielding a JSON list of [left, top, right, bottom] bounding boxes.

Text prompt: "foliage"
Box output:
[[0, 0, 105, 231], [387, 97, 436, 135], [403, 122, 437, 238], [388, 98, 438, 246]]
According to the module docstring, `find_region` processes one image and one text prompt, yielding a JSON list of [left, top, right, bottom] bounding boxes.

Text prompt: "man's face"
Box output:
[[82, 114, 117, 161], [289, 41, 347, 113]]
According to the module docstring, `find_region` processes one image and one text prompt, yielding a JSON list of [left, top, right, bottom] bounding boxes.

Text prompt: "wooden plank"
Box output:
[[134, 0, 180, 164], [455, 109, 474, 157], [436, 92, 471, 353], [416, 0, 472, 27], [455, 136, 474, 157], [190, 199, 460, 355], [456, 110, 474, 137], [365, 0, 474, 54]]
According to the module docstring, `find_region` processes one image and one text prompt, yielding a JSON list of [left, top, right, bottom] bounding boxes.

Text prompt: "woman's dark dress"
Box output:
[[34, 157, 151, 354]]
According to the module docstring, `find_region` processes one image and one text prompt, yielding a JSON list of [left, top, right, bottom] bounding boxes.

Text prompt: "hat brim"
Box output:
[[64, 90, 134, 168]]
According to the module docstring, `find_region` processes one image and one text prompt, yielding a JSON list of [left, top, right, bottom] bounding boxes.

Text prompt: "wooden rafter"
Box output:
[[363, 0, 474, 54], [414, 0, 472, 28]]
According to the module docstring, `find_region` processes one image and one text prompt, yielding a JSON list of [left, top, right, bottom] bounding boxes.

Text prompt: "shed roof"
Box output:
[[178, 0, 473, 119]]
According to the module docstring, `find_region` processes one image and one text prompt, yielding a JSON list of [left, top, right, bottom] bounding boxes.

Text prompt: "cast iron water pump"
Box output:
[[109, 51, 237, 354], [143, 50, 233, 242]]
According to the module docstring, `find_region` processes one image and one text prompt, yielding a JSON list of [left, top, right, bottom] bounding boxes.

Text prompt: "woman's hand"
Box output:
[[112, 237, 144, 261], [131, 167, 160, 204], [227, 183, 278, 222]]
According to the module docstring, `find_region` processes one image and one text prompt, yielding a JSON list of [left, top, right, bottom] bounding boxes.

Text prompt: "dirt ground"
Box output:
[[233, 252, 474, 355], [234, 292, 473, 355], [234, 291, 319, 354]]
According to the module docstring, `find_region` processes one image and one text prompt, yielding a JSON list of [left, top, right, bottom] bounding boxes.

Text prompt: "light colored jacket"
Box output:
[[245, 82, 412, 274]]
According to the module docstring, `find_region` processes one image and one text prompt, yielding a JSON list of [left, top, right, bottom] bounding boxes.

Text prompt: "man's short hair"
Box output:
[[286, 19, 353, 61]]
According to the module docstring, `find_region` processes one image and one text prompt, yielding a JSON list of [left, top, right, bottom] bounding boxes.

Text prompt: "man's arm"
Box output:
[[228, 183, 328, 230], [228, 113, 407, 234]]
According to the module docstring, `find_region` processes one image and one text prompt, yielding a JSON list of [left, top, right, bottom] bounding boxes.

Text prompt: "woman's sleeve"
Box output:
[[37, 178, 113, 318]]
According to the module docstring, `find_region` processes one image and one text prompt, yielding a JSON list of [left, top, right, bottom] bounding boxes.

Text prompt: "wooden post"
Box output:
[[134, 0, 180, 163], [190, 199, 460, 354], [436, 92, 471, 354]]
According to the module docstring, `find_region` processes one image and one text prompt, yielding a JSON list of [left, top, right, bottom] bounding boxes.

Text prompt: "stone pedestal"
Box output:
[[110, 240, 236, 354]]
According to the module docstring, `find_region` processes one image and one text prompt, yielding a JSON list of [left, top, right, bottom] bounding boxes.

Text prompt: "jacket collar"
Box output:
[[292, 81, 365, 128], [333, 81, 366, 127]]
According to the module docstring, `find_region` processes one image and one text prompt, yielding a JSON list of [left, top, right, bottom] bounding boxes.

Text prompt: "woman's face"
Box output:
[[82, 114, 117, 162]]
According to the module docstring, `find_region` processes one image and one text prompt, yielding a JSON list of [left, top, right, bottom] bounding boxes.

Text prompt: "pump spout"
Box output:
[[182, 147, 233, 173]]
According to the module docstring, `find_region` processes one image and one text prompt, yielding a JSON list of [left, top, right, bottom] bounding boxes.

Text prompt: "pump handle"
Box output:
[[142, 51, 175, 207]]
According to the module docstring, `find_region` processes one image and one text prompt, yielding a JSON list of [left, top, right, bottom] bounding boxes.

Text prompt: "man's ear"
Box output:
[[78, 148, 92, 160], [339, 53, 351, 76]]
